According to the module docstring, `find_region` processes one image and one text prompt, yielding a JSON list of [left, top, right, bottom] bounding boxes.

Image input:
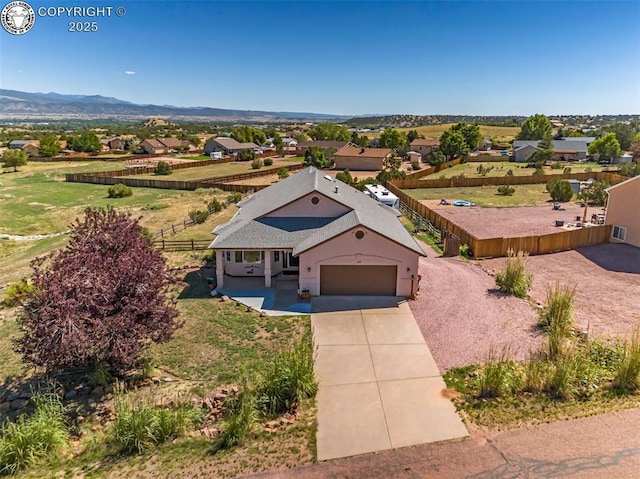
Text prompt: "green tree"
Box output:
[[604, 123, 636, 150], [336, 168, 355, 185], [351, 132, 369, 147], [578, 180, 609, 206], [588, 133, 621, 162], [451, 122, 483, 151], [406, 130, 425, 143], [439, 130, 469, 160], [425, 150, 446, 166], [308, 123, 351, 141], [237, 149, 256, 161], [517, 114, 553, 141], [39, 135, 61, 157], [303, 145, 329, 168], [2, 149, 28, 172], [277, 167, 289, 179], [69, 131, 102, 153], [549, 180, 574, 202], [378, 128, 408, 150]]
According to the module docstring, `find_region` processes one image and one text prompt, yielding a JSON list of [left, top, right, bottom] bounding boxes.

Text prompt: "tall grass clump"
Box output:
[[477, 349, 521, 398], [494, 249, 532, 298], [255, 333, 317, 415], [539, 283, 575, 360], [0, 393, 68, 476], [111, 393, 202, 454], [545, 353, 577, 399], [613, 330, 640, 392], [216, 386, 257, 450]]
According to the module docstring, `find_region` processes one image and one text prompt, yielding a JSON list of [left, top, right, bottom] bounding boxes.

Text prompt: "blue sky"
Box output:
[[1, 1, 639, 115]]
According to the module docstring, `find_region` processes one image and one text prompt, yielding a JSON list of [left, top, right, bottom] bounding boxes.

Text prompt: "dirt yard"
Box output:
[[480, 243, 640, 339], [424, 201, 604, 239], [410, 245, 542, 371]]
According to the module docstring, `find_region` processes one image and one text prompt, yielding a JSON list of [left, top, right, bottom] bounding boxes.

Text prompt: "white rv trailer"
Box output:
[[363, 183, 400, 210]]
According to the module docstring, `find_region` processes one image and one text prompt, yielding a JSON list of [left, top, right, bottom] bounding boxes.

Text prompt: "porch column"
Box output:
[[264, 251, 272, 287], [216, 250, 224, 289]]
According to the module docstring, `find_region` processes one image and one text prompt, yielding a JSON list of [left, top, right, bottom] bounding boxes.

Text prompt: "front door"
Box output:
[[284, 252, 299, 271]]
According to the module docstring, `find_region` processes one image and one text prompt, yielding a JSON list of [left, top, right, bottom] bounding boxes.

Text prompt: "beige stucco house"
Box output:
[[333, 146, 394, 171], [605, 175, 640, 248], [210, 167, 426, 297]]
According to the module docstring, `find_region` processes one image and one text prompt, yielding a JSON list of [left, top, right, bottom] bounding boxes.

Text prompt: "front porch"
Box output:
[[215, 273, 311, 316]]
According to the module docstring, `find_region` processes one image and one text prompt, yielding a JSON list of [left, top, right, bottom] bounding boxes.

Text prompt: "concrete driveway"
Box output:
[[311, 296, 468, 461]]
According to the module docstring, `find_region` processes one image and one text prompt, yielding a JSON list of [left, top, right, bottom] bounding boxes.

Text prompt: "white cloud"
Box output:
[[124, 71, 136, 75]]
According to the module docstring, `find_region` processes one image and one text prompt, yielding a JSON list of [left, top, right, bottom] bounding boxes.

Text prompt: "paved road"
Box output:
[[244, 408, 640, 479]]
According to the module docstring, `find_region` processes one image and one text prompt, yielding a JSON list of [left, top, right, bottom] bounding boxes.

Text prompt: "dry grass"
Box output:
[[365, 124, 520, 142]]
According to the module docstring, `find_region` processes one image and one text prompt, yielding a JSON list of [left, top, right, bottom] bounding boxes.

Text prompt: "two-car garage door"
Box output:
[[319, 265, 397, 296]]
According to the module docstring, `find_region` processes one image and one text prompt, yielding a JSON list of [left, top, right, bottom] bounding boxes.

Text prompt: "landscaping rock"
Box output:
[[152, 377, 161, 385], [92, 386, 104, 396], [10, 399, 28, 410], [64, 390, 78, 400], [0, 402, 11, 412], [220, 295, 230, 302]]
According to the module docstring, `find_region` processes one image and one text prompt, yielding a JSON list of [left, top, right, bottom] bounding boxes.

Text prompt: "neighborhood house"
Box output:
[[210, 167, 425, 297], [512, 139, 593, 163], [605, 175, 640, 248], [204, 137, 258, 156], [410, 139, 440, 158], [333, 146, 394, 171]]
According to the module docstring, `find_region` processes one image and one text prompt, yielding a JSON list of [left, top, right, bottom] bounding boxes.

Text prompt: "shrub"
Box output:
[[216, 386, 257, 450], [153, 161, 172, 175], [411, 161, 421, 171], [563, 167, 572, 174], [0, 393, 68, 475], [546, 178, 559, 193], [550, 162, 562, 170], [3, 279, 35, 307], [476, 164, 494, 176], [533, 166, 545, 176], [277, 167, 289, 179], [111, 394, 202, 454], [107, 183, 133, 198], [251, 158, 263, 169], [523, 358, 554, 393], [497, 185, 515, 196], [226, 192, 242, 204], [477, 349, 521, 398], [206, 198, 223, 213], [545, 353, 577, 399], [458, 244, 473, 258], [263, 158, 273, 166], [549, 180, 574, 202], [613, 330, 640, 392], [505, 169, 514, 176], [188, 209, 210, 224], [237, 149, 256, 162], [585, 166, 592, 173], [494, 249, 532, 298], [255, 334, 317, 415]]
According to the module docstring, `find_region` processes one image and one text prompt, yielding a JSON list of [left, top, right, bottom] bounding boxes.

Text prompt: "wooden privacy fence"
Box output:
[[392, 171, 625, 189], [386, 182, 612, 258], [405, 158, 462, 180], [66, 163, 305, 191]]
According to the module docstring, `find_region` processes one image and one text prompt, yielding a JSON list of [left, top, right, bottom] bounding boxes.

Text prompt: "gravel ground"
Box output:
[[410, 245, 542, 371], [424, 202, 602, 239], [480, 243, 640, 339]]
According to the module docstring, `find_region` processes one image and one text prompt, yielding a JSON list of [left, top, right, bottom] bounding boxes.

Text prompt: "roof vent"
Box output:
[[334, 185, 339, 193], [323, 175, 333, 181]]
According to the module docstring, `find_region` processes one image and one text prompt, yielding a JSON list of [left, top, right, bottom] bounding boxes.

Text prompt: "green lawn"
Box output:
[[404, 184, 553, 208], [430, 161, 607, 179]]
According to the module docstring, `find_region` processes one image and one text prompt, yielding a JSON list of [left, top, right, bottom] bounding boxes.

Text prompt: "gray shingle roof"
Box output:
[[210, 167, 425, 255]]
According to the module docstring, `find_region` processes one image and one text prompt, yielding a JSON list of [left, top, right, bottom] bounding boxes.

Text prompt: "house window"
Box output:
[[243, 251, 262, 264], [224, 251, 231, 262], [310, 196, 320, 205], [612, 225, 627, 241], [274, 251, 280, 262], [235, 251, 243, 263], [355, 230, 365, 240]]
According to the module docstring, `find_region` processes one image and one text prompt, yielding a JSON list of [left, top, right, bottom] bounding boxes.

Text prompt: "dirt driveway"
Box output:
[[480, 243, 640, 339], [410, 246, 541, 371], [424, 202, 601, 238]]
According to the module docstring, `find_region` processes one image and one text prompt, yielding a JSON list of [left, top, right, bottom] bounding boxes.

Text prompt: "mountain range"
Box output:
[[0, 90, 348, 122]]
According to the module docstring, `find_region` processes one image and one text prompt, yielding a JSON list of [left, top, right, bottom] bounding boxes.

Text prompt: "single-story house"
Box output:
[[138, 137, 191, 154], [281, 137, 298, 148], [101, 138, 126, 151], [295, 140, 352, 156], [605, 175, 640, 248], [611, 153, 633, 165], [513, 140, 588, 163], [410, 139, 440, 157], [9, 140, 37, 149], [210, 166, 426, 296], [333, 146, 394, 171], [204, 137, 258, 155]]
